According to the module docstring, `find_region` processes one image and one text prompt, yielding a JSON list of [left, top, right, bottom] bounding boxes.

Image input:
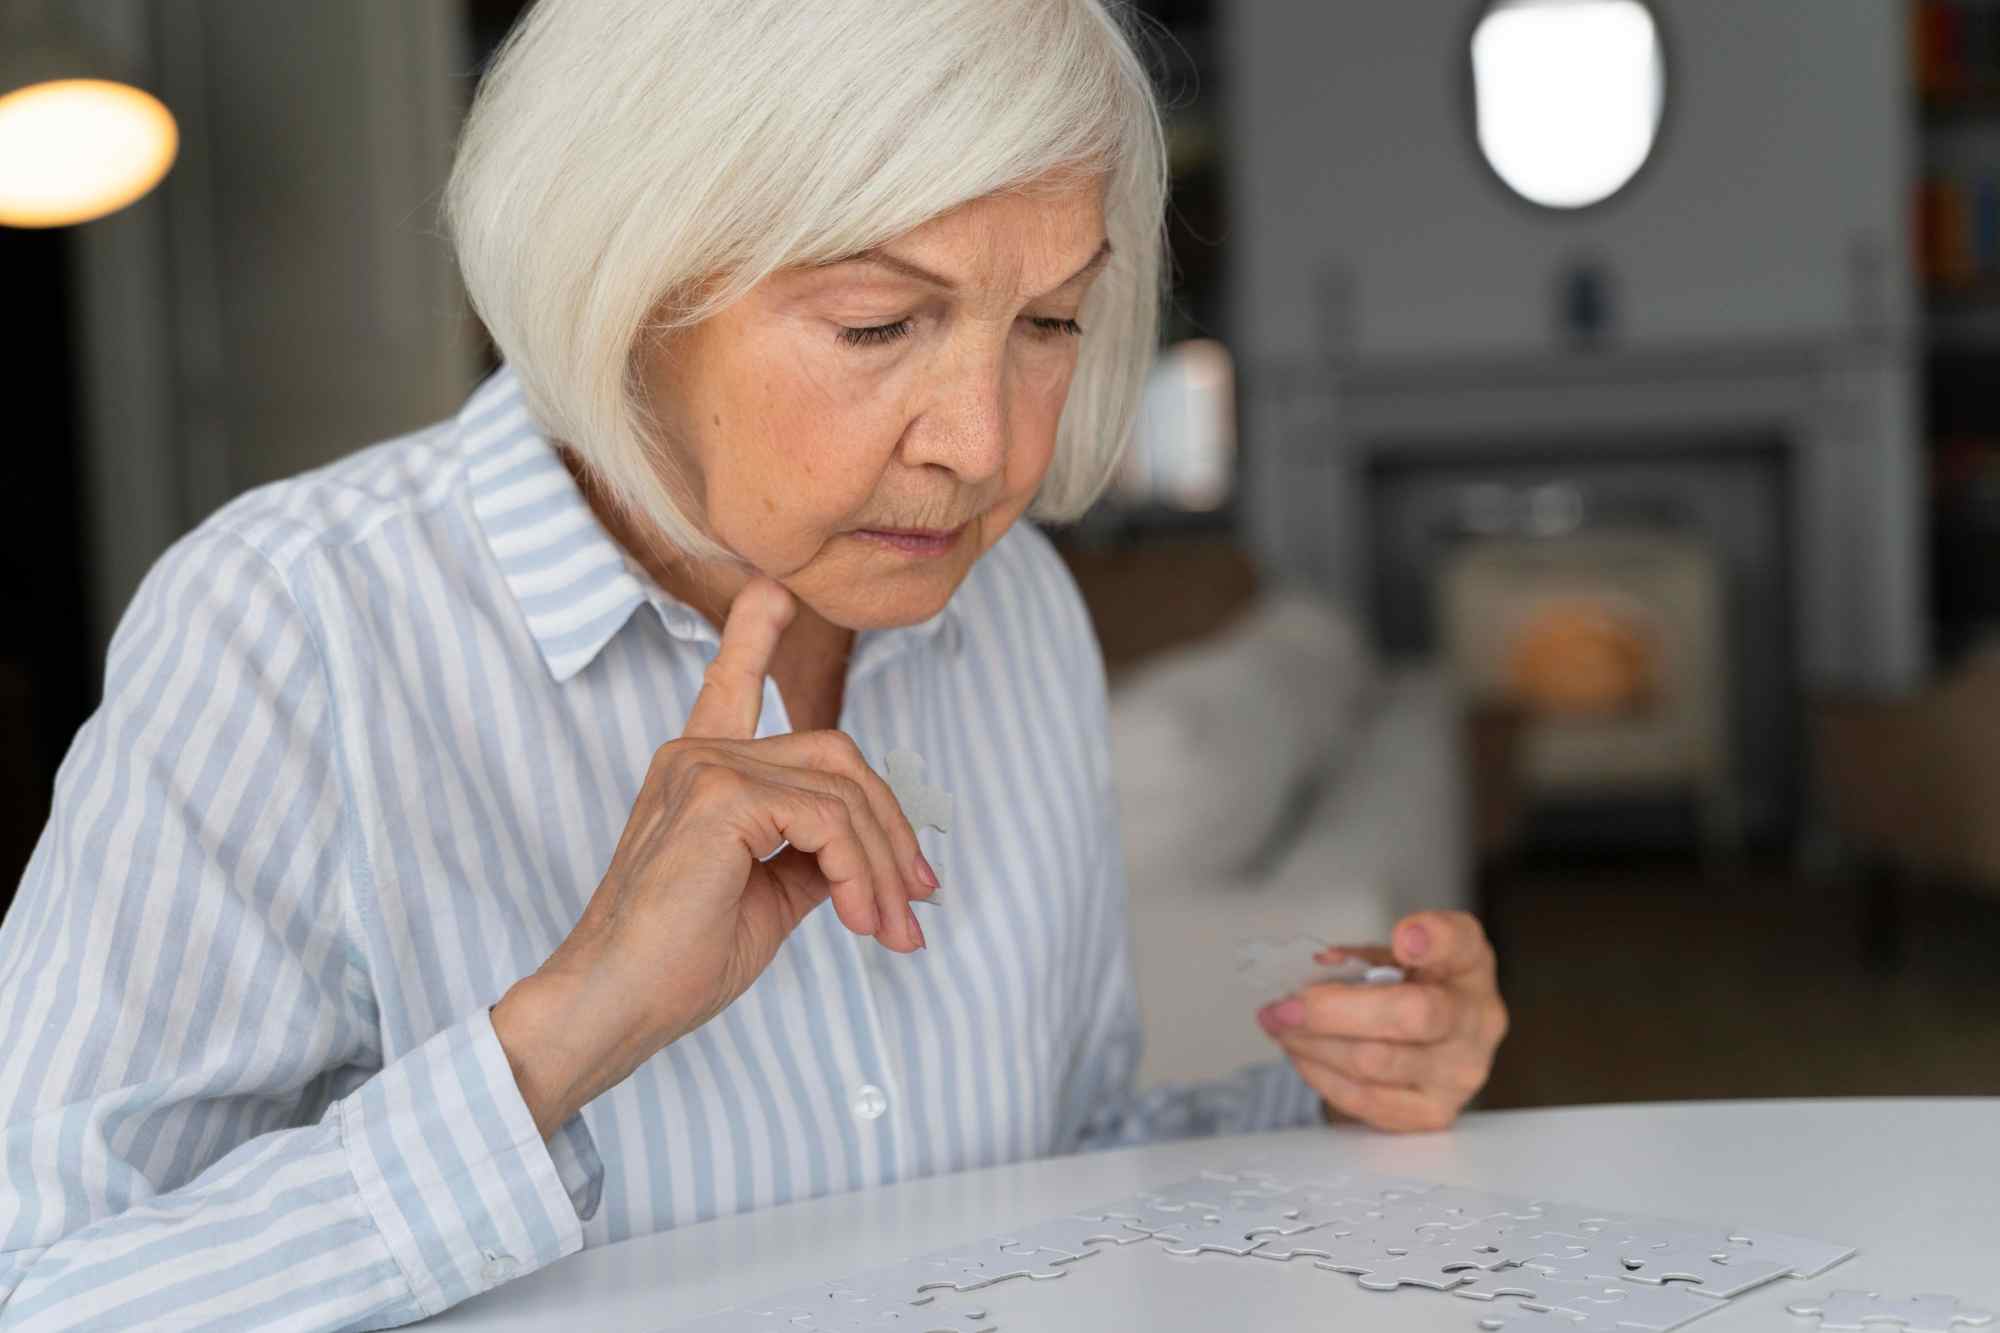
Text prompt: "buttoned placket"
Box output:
[[637, 583, 939, 1186], [754, 658, 912, 1185]]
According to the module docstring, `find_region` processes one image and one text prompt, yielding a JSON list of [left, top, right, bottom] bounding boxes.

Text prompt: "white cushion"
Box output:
[[1126, 667, 1470, 1088], [1108, 586, 1375, 886]]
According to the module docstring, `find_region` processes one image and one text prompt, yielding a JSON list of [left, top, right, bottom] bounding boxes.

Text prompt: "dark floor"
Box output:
[[1476, 859, 2000, 1109]]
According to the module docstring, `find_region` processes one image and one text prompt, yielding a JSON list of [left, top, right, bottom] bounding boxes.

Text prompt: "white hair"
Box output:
[[441, 0, 1170, 565]]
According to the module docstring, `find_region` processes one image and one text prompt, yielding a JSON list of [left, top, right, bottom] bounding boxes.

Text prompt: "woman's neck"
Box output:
[[558, 446, 855, 724]]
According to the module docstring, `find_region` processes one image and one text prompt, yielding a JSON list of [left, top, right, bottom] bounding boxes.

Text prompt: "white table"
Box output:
[[430, 1099, 2000, 1331]]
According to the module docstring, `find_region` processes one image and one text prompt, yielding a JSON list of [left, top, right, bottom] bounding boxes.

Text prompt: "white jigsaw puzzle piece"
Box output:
[[1720, 1224, 1857, 1279], [994, 1215, 1151, 1260], [822, 1243, 1061, 1304], [1456, 1270, 1636, 1307], [1387, 1186, 1546, 1227], [685, 1165, 1858, 1333], [1235, 935, 1404, 998], [1478, 1308, 1633, 1333], [1612, 1235, 1789, 1298], [1508, 1201, 1656, 1241], [1147, 1202, 1318, 1256], [1409, 1218, 1577, 1268], [1247, 1224, 1380, 1263], [1348, 1252, 1493, 1292], [1548, 1280, 1727, 1331], [884, 749, 952, 833], [1787, 1291, 1997, 1332]]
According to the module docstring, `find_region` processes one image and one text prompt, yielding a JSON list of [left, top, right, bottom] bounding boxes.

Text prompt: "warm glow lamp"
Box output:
[[0, 0, 177, 228]]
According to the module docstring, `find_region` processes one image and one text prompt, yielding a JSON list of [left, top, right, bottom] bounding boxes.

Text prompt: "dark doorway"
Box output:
[[1, 222, 96, 915]]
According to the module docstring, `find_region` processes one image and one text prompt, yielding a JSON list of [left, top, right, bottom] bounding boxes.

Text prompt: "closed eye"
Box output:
[[835, 315, 1085, 349], [1026, 316, 1084, 339], [838, 319, 913, 348]]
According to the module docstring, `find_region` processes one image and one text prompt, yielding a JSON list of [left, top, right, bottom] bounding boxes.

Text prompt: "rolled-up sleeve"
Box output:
[[0, 527, 599, 1331]]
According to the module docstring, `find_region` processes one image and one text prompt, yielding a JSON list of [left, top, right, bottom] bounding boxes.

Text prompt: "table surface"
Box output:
[[429, 1098, 2000, 1331]]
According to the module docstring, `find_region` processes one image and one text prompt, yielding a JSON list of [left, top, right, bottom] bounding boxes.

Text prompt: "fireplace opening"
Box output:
[[1363, 434, 1797, 856]]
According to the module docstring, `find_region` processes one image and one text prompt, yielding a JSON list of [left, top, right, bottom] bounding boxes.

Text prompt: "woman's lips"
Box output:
[[853, 523, 966, 556]]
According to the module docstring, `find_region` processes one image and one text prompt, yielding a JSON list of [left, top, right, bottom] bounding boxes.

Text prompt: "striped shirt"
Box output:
[[0, 362, 1320, 1330]]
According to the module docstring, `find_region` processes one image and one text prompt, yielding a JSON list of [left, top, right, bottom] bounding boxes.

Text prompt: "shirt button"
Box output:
[[851, 1083, 888, 1120], [480, 1249, 517, 1282]]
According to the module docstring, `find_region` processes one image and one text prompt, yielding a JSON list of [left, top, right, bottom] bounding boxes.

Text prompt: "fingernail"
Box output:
[[906, 905, 926, 950], [1270, 998, 1305, 1028], [915, 850, 940, 890], [1400, 924, 1431, 960]]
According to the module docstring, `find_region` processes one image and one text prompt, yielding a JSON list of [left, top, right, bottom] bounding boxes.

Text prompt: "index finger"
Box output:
[[1293, 979, 1453, 1044], [684, 576, 797, 740]]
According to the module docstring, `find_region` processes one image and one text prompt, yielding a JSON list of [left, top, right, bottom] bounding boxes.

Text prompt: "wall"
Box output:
[[63, 0, 482, 663], [1224, 0, 1915, 362], [1223, 0, 1927, 694]]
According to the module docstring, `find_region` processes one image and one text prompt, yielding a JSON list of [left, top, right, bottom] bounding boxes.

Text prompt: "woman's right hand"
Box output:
[[491, 575, 937, 1137]]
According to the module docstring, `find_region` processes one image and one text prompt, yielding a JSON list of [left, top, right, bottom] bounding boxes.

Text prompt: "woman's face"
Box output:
[[639, 173, 1110, 630]]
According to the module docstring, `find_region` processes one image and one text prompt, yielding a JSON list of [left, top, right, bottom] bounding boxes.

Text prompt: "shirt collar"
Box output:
[[460, 362, 962, 685]]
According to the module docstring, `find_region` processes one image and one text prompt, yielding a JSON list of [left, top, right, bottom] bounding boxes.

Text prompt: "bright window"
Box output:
[[1115, 340, 1236, 511]]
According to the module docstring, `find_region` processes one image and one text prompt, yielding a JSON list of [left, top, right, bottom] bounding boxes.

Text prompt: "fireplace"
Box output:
[[1240, 337, 1918, 854], [1365, 442, 1787, 850]]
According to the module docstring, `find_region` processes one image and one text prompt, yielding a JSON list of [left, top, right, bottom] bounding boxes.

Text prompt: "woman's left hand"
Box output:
[[1256, 910, 1509, 1133]]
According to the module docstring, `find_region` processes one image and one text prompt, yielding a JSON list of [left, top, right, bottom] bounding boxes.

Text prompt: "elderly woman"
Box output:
[[0, 0, 1506, 1327]]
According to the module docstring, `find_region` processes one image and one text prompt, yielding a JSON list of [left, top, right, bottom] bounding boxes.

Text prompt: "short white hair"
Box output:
[[442, 0, 1169, 565]]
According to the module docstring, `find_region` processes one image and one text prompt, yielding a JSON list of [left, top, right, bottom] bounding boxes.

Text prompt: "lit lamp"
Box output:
[[0, 0, 177, 228]]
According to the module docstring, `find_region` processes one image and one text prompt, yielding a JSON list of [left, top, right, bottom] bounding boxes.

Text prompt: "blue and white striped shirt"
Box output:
[[0, 362, 1320, 1330]]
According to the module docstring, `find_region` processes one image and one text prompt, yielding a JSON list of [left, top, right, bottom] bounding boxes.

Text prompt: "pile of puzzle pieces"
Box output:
[[669, 1158, 1989, 1332]]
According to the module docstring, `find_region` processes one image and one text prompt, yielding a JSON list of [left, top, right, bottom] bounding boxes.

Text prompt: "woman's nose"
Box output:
[[903, 353, 1008, 483]]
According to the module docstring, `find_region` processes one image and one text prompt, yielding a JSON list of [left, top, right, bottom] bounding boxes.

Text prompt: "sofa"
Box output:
[[1104, 585, 1473, 1088]]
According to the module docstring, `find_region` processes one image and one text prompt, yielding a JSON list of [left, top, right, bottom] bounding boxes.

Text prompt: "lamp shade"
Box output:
[[0, 5, 177, 228]]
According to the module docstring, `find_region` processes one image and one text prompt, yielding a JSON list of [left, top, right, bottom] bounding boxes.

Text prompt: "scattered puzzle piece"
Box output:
[[1247, 1226, 1375, 1263], [823, 1244, 1066, 1305], [1544, 1279, 1725, 1331], [1787, 1291, 1997, 1332], [1146, 1201, 1318, 1256], [1394, 1186, 1550, 1226], [1454, 1271, 1558, 1302], [1478, 1307, 1632, 1333], [1345, 1253, 1485, 1293], [1509, 1201, 1652, 1240], [1611, 1237, 1789, 1298], [1234, 936, 1404, 998], [674, 1164, 1859, 1332], [884, 750, 952, 833], [1720, 1225, 1857, 1279], [994, 1215, 1150, 1260]]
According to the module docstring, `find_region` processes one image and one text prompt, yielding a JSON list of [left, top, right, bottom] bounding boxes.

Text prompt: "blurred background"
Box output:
[[5, 0, 1998, 1110]]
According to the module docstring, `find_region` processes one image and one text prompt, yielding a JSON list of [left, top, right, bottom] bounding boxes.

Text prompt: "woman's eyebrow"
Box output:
[[817, 237, 1114, 296]]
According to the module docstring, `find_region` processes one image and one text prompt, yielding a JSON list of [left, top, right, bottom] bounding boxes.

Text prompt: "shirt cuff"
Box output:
[[1232, 1060, 1327, 1133], [338, 1008, 604, 1318]]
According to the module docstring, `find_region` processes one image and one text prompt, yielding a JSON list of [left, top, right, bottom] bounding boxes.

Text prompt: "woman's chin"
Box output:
[[798, 569, 964, 633]]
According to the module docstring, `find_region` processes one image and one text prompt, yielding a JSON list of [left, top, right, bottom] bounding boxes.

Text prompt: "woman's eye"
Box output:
[[835, 315, 1083, 348], [837, 319, 913, 348], [1025, 316, 1084, 339]]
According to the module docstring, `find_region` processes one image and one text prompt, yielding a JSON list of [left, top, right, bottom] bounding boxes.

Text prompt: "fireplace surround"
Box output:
[[1243, 335, 1923, 849]]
